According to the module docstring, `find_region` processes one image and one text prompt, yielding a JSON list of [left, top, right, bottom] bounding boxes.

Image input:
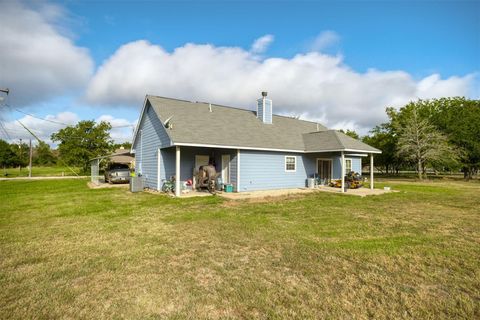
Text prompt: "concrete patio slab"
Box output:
[[133, 186, 395, 199], [219, 186, 396, 200], [316, 185, 396, 197]]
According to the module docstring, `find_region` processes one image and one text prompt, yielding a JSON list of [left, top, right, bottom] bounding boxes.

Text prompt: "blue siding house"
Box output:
[[132, 93, 381, 196]]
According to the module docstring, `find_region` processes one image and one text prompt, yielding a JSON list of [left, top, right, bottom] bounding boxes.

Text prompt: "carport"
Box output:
[[90, 148, 134, 185]]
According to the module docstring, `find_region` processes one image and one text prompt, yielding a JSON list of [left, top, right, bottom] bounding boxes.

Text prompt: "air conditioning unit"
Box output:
[[130, 176, 144, 193]]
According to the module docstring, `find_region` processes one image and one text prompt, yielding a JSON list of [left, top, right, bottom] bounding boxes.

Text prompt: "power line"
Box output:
[[0, 121, 11, 140], [3, 123, 129, 142], [11, 106, 69, 126], [0, 102, 135, 144], [7, 104, 135, 129]]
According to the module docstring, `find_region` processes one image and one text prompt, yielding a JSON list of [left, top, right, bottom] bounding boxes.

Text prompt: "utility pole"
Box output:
[[29, 139, 33, 178], [19, 139, 22, 171]]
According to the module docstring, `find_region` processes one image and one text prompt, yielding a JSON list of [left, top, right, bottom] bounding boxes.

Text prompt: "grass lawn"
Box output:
[[0, 179, 479, 319], [2, 166, 82, 178]]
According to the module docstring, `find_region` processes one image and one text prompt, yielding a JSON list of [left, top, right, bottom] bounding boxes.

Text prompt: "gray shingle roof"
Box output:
[[145, 95, 380, 153]]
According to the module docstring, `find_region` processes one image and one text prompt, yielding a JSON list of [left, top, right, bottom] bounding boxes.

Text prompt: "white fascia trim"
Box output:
[[344, 153, 368, 157], [172, 143, 381, 154], [131, 96, 174, 152], [305, 148, 382, 154], [174, 142, 304, 153]]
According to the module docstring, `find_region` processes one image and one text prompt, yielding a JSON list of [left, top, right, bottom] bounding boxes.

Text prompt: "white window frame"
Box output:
[[345, 158, 353, 173], [285, 156, 297, 172]]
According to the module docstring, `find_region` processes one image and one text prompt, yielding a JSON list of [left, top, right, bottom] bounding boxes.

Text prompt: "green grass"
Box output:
[[0, 179, 479, 319], [1, 166, 81, 177]]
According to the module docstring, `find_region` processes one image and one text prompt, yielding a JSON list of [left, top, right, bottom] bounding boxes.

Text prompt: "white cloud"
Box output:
[[0, 1, 94, 107], [85, 39, 476, 133], [95, 115, 136, 143], [416, 74, 475, 99], [310, 31, 340, 52], [250, 34, 274, 54]]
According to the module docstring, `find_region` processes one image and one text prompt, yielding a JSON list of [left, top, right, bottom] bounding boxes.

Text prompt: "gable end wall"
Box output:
[[133, 101, 172, 189]]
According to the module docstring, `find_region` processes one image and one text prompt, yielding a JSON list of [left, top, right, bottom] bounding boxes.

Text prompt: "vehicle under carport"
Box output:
[[90, 148, 134, 185]]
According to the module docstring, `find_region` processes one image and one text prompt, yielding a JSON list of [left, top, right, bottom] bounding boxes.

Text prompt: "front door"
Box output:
[[221, 154, 230, 184], [195, 155, 209, 172], [317, 159, 332, 184]]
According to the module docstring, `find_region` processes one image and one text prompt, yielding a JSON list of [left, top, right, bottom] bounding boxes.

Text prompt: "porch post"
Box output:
[[236, 149, 240, 192], [175, 146, 181, 197], [157, 148, 161, 191], [370, 153, 374, 190], [341, 151, 345, 193]]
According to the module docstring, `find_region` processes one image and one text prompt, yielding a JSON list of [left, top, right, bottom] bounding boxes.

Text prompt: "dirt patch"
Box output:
[[220, 194, 311, 207]]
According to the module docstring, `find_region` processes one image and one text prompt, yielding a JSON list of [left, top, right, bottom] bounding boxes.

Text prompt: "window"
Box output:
[[285, 156, 296, 172], [345, 159, 352, 172]]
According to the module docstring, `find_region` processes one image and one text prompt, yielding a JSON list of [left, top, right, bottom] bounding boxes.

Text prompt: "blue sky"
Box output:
[[1, 0, 479, 143], [71, 0, 479, 77]]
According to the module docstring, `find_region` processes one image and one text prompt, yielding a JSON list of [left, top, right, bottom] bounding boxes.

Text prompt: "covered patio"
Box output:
[[150, 145, 238, 196], [303, 130, 382, 194], [305, 151, 376, 193], [168, 146, 378, 197]]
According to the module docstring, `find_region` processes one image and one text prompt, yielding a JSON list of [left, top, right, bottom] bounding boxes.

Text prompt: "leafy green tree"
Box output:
[[339, 129, 360, 140], [392, 102, 458, 180], [9, 141, 30, 170], [362, 120, 402, 174], [0, 139, 16, 173], [390, 97, 479, 179], [113, 141, 132, 150], [34, 141, 56, 166], [51, 120, 114, 173], [426, 97, 480, 180]]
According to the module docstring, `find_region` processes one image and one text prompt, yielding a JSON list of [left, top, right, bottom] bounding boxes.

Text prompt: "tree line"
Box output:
[[0, 140, 56, 170], [361, 97, 479, 180], [1, 97, 478, 179], [0, 120, 131, 175]]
